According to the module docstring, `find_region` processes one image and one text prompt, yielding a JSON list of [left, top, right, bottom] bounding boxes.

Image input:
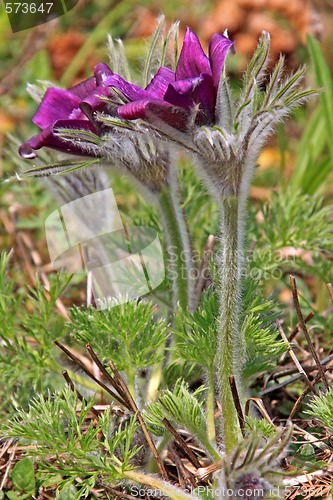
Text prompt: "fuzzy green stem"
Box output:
[[158, 186, 194, 311], [147, 357, 164, 402], [206, 368, 216, 442], [127, 368, 136, 399], [148, 434, 171, 473], [217, 196, 244, 454]]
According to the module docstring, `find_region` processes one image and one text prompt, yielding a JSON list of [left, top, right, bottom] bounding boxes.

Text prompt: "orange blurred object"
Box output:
[[47, 30, 96, 82], [201, 0, 320, 68]]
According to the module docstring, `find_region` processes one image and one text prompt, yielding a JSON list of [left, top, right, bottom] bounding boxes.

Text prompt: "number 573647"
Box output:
[[5, 3, 53, 14]]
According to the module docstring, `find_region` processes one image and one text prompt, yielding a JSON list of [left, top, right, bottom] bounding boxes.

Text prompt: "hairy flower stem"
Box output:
[[206, 368, 216, 442], [157, 182, 194, 311], [217, 196, 244, 454]]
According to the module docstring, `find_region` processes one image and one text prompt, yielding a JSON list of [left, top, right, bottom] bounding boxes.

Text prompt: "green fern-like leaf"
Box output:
[[244, 415, 276, 439], [241, 279, 286, 379], [4, 388, 141, 498], [172, 290, 218, 370], [69, 300, 168, 372], [172, 281, 284, 380], [305, 388, 333, 433], [0, 262, 68, 417], [145, 379, 219, 460]]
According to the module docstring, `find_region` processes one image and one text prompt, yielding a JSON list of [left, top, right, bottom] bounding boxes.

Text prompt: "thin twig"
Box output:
[[62, 369, 100, 419], [276, 320, 317, 395], [293, 424, 333, 454], [261, 353, 333, 396], [98, 485, 138, 499], [168, 446, 197, 489], [288, 312, 315, 342], [290, 276, 329, 390], [108, 359, 169, 481], [162, 418, 202, 469], [271, 354, 333, 379], [168, 447, 187, 489], [86, 343, 128, 403], [0, 441, 17, 491], [0, 438, 15, 461], [289, 359, 333, 420], [229, 376, 245, 436], [54, 341, 130, 409]]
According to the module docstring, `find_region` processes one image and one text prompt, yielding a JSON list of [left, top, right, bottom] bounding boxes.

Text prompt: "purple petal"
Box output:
[[94, 63, 114, 86], [32, 88, 81, 129], [191, 73, 215, 122], [118, 99, 189, 131], [118, 99, 165, 120], [54, 119, 97, 134], [145, 67, 175, 98], [19, 128, 69, 157], [104, 74, 152, 102], [209, 33, 235, 89], [68, 107, 87, 120], [19, 120, 97, 158], [80, 85, 113, 115], [79, 85, 116, 128], [68, 77, 96, 99], [176, 28, 211, 81], [164, 74, 215, 124], [164, 79, 196, 108]]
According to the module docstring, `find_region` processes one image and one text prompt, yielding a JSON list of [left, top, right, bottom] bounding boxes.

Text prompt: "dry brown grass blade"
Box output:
[[293, 424, 333, 455], [290, 276, 329, 391], [162, 418, 202, 469], [288, 312, 315, 342], [54, 341, 130, 409], [289, 357, 333, 420], [229, 375, 245, 435], [261, 354, 333, 396], [108, 359, 169, 481], [8, 216, 70, 321], [0, 440, 17, 491], [276, 320, 317, 395], [86, 343, 128, 404], [62, 369, 100, 419], [284, 468, 332, 500], [168, 446, 197, 489]]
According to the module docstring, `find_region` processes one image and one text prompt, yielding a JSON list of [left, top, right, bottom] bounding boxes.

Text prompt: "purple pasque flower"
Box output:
[[117, 28, 234, 130], [19, 63, 117, 159], [18, 60, 175, 191], [18, 63, 158, 160]]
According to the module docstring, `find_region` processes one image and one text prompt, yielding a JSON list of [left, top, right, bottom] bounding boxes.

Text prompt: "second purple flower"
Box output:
[[118, 28, 234, 130]]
